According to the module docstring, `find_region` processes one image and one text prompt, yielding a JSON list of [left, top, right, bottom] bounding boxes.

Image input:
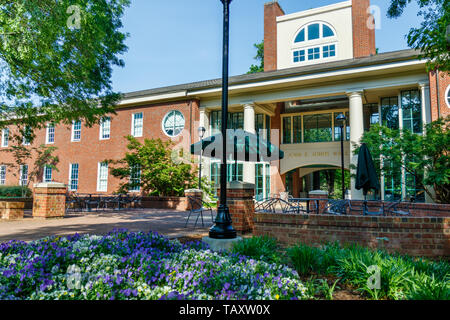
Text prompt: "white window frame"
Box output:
[[1, 128, 9, 148], [129, 164, 141, 192], [0, 165, 6, 185], [22, 126, 31, 146], [71, 120, 82, 142], [43, 166, 52, 183], [69, 163, 79, 192], [100, 117, 111, 140], [97, 162, 108, 192], [20, 165, 28, 186], [131, 112, 143, 137], [162, 110, 185, 138], [445, 85, 450, 109], [46, 123, 55, 144]]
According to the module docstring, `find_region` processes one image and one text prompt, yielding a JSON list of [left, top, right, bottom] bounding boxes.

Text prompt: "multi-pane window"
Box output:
[[308, 47, 320, 60], [285, 170, 295, 195], [22, 126, 31, 145], [255, 164, 271, 201], [283, 117, 292, 144], [132, 113, 143, 137], [381, 97, 399, 130], [334, 112, 350, 141], [69, 164, 79, 191], [1, 128, 9, 147], [0, 165, 6, 185], [303, 114, 332, 143], [43, 166, 52, 183], [401, 90, 422, 134], [20, 165, 28, 186], [46, 123, 55, 144], [72, 120, 82, 142], [293, 116, 302, 144], [97, 162, 108, 192], [100, 117, 111, 140], [227, 163, 243, 182], [323, 45, 336, 58], [384, 160, 402, 201], [293, 50, 306, 63], [129, 164, 141, 192], [163, 111, 185, 137], [210, 111, 244, 133]]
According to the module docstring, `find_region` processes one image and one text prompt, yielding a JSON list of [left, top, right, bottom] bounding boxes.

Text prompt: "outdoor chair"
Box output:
[[102, 196, 121, 210], [383, 200, 411, 216], [185, 196, 214, 228], [84, 195, 102, 212], [65, 194, 84, 213], [130, 195, 144, 210], [323, 199, 348, 215]]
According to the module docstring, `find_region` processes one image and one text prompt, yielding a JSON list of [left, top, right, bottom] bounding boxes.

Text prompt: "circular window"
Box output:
[[163, 110, 185, 137], [445, 85, 450, 109]]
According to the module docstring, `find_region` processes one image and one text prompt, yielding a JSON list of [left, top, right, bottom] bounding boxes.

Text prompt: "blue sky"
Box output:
[[111, 0, 422, 94]]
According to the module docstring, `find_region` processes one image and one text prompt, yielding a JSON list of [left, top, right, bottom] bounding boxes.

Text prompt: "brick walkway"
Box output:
[[0, 209, 214, 243]]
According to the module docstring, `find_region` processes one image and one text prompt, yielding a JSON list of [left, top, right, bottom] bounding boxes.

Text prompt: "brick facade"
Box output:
[[429, 70, 450, 120], [0, 201, 25, 220], [0, 99, 200, 195], [264, 1, 285, 72], [254, 213, 450, 257], [352, 0, 376, 58]]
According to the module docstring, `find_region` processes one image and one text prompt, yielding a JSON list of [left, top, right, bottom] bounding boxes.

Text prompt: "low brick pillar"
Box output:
[[218, 181, 255, 233], [0, 202, 25, 220], [308, 190, 329, 214], [184, 189, 203, 211], [33, 183, 67, 219]]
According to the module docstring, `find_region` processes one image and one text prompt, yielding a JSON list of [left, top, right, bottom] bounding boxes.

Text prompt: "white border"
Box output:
[[45, 123, 55, 144], [96, 162, 108, 192], [161, 110, 185, 138], [71, 121, 81, 142], [99, 117, 111, 140], [131, 112, 143, 137], [1, 128, 8, 148]]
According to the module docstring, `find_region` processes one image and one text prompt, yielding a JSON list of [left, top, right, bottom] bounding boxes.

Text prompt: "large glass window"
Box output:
[[0, 165, 6, 185], [210, 111, 243, 133], [256, 164, 264, 201], [20, 165, 28, 186], [401, 90, 422, 134], [43, 166, 52, 183], [285, 170, 294, 195], [129, 164, 141, 192], [283, 117, 292, 144], [97, 162, 108, 192], [69, 164, 79, 192], [22, 126, 32, 145], [46, 123, 55, 144], [334, 112, 350, 141], [210, 163, 220, 197], [384, 160, 402, 201], [163, 110, 185, 137], [227, 163, 243, 182], [100, 117, 111, 140], [293, 116, 302, 143], [265, 164, 271, 199], [132, 113, 143, 137], [1, 128, 9, 147], [307, 23, 320, 40], [303, 114, 332, 143], [295, 22, 335, 43], [364, 104, 379, 131], [381, 97, 399, 130], [72, 121, 82, 142]]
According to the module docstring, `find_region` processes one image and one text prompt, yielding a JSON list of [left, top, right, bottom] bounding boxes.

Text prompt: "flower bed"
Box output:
[[0, 230, 309, 300]]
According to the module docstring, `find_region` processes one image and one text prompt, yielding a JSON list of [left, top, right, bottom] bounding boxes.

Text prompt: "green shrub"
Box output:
[[407, 273, 450, 300], [0, 186, 32, 198], [231, 236, 280, 264], [287, 243, 322, 276]]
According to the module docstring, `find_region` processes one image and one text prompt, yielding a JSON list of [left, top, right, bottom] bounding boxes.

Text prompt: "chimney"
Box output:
[[264, 1, 285, 72], [352, 0, 376, 58]]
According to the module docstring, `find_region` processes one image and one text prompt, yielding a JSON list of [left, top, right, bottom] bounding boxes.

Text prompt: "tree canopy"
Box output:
[[0, 0, 130, 131], [387, 0, 450, 71], [247, 41, 264, 74]]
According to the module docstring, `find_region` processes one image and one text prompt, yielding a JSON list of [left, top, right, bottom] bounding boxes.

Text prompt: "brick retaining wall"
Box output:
[[141, 196, 188, 211], [254, 213, 450, 258]]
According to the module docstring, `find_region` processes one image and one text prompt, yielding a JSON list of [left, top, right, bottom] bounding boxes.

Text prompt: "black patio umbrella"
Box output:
[[355, 143, 380, 199], [190, 131, 284, 162]]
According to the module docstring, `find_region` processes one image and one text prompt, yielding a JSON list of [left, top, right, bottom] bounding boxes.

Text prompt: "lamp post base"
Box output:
[[209, 204, 237, 239]]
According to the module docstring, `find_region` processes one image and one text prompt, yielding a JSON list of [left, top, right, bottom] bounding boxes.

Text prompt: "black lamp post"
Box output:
[[198, 126, 206, 190], [336, 113, 346, 200], [209, 0, 236, 239]]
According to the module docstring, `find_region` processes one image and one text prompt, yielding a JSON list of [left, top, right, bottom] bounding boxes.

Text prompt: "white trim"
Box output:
[[43, 166, 52, 183], [96, 162, 108, 192], [277, 1, 351, 22], [45, 123, 55, 144], [161, 110, 185, 138], [0, 165, 6, 185], [1, 128, 9, 148], [99, 117, 111, 140], [119, 91, 187, 106], [69, 163, 79, 192], [71, 120, 81, 142], [445, 85, 450, 109], [131, 112, 144, 137]]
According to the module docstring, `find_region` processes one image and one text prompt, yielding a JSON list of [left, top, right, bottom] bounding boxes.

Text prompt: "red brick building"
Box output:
[[0, 0, 448, 203]]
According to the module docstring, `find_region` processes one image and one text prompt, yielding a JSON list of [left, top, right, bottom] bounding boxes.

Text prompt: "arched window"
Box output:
[[446, 85, 450, 109], [163, 110, 185, 137], [293, 22, 337, 64]]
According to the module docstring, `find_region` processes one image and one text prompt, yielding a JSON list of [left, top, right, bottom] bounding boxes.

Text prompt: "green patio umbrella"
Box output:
[[355, 143, 380, 198], [190, 130, 284, 162]]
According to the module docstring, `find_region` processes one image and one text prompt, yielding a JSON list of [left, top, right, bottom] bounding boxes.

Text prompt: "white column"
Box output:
[[243, 104, 256, 185], [199, 107, 210, 180], [348, 91, 365, 200]]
